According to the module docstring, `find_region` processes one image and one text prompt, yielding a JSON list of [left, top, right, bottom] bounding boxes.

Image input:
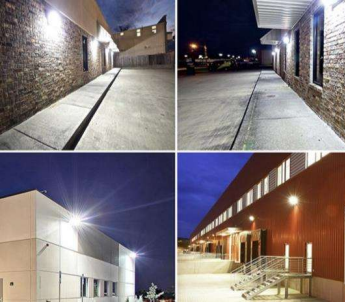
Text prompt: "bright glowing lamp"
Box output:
[[227, 54, 231, 58], [69, 215, 82, 227], [219, 53, 223, 57], [190, 43, 198, 50], [251, 49, 257, 54], [283, 35, 290, 44], [322, 0, 338, 5], [288, 196, 299, 206], [272, 52, 276, 56], [249, 215, 255, 222], [130, 252, 137, 259], [275, 47, 279, 53], [47, 11, 61, 28]]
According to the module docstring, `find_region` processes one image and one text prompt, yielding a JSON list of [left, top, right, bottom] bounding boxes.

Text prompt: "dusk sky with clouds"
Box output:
[[178, 153, 253, 239], [96, 0, 175, 33]]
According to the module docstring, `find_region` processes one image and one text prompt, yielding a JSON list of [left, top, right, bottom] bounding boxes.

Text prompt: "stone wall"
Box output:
[[0, 0, 113, 134], [274, 0, 345, 139]]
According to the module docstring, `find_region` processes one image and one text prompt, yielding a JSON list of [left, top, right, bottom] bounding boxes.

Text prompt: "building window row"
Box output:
[[81, 277, 117, 298], [195, 152, 330, 240]]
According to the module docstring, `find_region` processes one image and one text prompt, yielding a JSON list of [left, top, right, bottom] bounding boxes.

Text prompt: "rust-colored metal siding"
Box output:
[[191, 154, 345, 282]]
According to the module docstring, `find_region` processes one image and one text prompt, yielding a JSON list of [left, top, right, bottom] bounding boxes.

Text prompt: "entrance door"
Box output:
[[252, 241, 259, 260], [306, 243, 313, 273], [285, 244, 290, 270], [0, 278, 3, 302], [240, 242, 246, 263]]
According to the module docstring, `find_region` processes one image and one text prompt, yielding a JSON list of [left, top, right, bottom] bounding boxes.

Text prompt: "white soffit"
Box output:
[[253, 0, 314, 30]]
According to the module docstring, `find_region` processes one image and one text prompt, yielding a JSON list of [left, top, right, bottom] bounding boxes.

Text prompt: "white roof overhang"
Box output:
[[252, 0, 314, 30]]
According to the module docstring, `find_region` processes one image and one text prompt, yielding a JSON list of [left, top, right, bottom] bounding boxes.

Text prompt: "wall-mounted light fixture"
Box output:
[[288, 196, 299, 206], [47, 10, 61, 28], [130, 252, 137, 259], [322, 0, 340, 6], [249, 215, 255, 222], [69, 215, 82, 227], [283, 35, 290, 44]]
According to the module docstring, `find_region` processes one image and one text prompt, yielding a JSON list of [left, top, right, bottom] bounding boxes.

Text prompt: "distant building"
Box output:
[[178, 238, 190, 252], [113, 16, 172, 57], [0, 190, 135, 302]]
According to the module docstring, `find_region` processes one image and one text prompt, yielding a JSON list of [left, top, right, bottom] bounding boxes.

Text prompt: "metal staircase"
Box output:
[[242, 274, 287, 300], [230, 256, 312, 300]]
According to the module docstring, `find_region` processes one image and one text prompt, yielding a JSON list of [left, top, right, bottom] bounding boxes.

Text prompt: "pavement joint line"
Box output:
[[13, 129, 56, 150], [230, 70, 262, 150], [66, 68, 122, 151]]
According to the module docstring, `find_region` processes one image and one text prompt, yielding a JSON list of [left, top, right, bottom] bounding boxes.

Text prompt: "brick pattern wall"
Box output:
[[274, 0, 345, 139], [0, 0, 113, 134]]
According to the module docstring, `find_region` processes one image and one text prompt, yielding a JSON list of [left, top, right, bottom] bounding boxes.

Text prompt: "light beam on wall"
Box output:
[[47, 11, 61, 28]]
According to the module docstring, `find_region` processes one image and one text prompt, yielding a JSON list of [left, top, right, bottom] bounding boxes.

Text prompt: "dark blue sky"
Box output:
[[178, 0, 270, 57], [96, 0, 175, 33], [178, 153, 252, 239], [0, 153, 175, 292]]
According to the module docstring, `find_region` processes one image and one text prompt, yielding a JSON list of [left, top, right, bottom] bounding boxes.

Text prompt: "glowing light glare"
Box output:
[[130, 252, 137, 259], [251, 49, 257, 54], [47, 11, 61, 28], [322, 0, 338, 5], [288, 196, 299, 206], [190, 43, 198, 50], [227, 54, 231, 58], [275, 47, 279, 53], [69, 215, 82, 227], [283, 35, 290, 44], [184, 55, 188, 58], [249, 215, 255, 222], [272, 52, 276, 56], [219, 53, 223, 57]]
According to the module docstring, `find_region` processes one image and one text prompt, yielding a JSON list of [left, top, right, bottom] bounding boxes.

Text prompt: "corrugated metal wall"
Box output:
[[192, 154, 345, 283]]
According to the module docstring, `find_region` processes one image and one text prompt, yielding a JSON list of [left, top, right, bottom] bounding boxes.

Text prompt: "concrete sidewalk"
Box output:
[[234, 70, 345, 150], [178, 71, 261, 150], [0, 69, 121, 150], [178, 274, 325, 302], [178, 70, 345, 150], [76, 69, 175, 150]]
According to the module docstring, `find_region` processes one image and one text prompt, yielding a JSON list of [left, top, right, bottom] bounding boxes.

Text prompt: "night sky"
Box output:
[[178, 153, 252, 239], [178, 0, 270, 58], [96, 0, 175, 33], [0, 153, 175, 292]]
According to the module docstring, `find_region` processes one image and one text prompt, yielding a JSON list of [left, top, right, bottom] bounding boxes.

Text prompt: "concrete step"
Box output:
[[0, 68, 121, 150]]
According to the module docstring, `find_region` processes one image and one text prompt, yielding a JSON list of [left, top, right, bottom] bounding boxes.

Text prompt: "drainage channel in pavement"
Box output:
[[0, 68, 121, 151]]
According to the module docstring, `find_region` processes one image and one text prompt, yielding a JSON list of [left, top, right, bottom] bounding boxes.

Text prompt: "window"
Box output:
[[264, 176, 269, 195], [81, 277, 88, 297], [247, 190, 253, 206], [237, 198, 243, 213], [103, 48, 106, 67], [222, 211, 227, 222], [285, 158, 291, 181], [104, 281, 108, 296], [152, 25, 157, 34], [218, 214, 223, 224], [82, 36, 88, 72], [227, 206, 232, 218], [94, 279, 99, 297], [136, 29, 141, 37], [295, 30, 300, 77], [112, 282, 117, 296], [313, 8, 324, 86], [257, 182, 262, 200], [306, 152, 328, 167]]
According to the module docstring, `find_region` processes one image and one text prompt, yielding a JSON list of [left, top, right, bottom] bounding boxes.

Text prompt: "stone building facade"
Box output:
[[272, 0, 345, 139], [0, 0, 116, 134]]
